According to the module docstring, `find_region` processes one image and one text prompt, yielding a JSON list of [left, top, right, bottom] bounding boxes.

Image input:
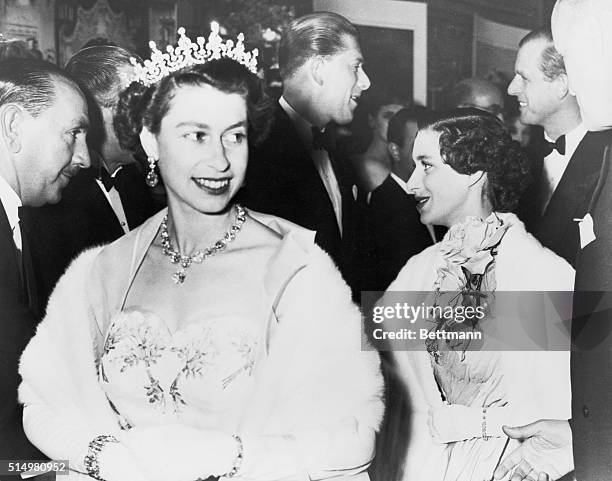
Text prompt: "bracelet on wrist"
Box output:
[[225, 434, 243, 478], [84, 434, 119, 481], [481, 407, 490, 441]]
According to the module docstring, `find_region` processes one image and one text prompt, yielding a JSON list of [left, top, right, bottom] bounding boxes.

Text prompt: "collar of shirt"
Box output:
[[0, 173, 22, 233], [279, 96, 319, 151], [96, 165, 125, 192], [389, 172, 411, 195], [110, 165, 124, 177], [541, 122, 588, 210], [544, 122, 588, 160]]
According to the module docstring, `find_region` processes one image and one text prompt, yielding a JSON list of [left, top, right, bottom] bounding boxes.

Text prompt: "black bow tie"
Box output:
[[312, 126, 334, 152], [543, 135, 566, 156], [98, 167, 122, 192]]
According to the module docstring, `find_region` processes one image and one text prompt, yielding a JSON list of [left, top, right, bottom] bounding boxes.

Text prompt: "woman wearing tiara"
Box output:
[[18, 26, 383, 481], [380, 109, 573, 481]]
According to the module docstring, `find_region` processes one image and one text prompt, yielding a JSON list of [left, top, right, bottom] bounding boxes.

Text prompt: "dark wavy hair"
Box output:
[[422, 108, 531, 212], [114, 57, 273, 161]]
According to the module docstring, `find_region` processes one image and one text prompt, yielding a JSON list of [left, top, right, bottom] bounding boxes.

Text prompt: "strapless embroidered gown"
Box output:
[[97, 309, 261, 430]]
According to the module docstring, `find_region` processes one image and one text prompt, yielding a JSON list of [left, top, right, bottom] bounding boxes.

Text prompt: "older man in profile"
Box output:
[[494, 1, 612, 480], [0, 58, 90, 459], [25, 46, 158, 314]]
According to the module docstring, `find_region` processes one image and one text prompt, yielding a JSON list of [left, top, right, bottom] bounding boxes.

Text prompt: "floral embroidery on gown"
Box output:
[[98, 309, 260, 430], [426, 214, 511, 480], [389, 213, 572, 481]]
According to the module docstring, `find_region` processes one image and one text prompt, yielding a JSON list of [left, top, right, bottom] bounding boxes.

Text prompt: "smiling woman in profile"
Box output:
[[381, 109, 574, 481], [18, 26, 383, 481]]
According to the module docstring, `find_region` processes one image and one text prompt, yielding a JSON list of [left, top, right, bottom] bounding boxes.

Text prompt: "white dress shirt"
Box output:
[[95, 166, 130, 234], [0, 173, 23, 251], [279, 96, 343, 235], [541, 122, 588, 213]]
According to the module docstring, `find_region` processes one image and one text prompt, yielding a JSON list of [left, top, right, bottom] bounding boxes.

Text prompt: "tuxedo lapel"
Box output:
[[18, 216, 39, 318], [271, 105, 342, 240], [81, 170, 126, 238], [276, 105, 330, 198], [0, 201, 22, 307], [245, 103, 343, 265], [537, 130, 611, 265], [326, 132, 356, 230], [113, 165, 157, 229], [540, 144, 595, 231], [0, 200, 15, 251]]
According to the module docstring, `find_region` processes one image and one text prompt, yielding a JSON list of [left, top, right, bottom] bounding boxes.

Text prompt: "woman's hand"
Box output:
[[97, 442, 152, 481], [120, 424, 237, 481]]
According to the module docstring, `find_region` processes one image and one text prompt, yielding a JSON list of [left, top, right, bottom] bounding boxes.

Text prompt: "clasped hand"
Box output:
[[493, 419, 573, 481]]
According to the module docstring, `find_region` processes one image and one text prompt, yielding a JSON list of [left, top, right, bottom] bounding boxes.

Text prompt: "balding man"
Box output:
[[25, 46, 158, 314], [448, 77, 505, 121], [0, 58, 89, 458]]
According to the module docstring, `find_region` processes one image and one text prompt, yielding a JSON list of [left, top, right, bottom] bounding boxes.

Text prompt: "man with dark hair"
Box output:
[[448, 77, 505, 121], [25, 46, 158, 312], [0, 58, 89, 458], [362, 106, 434, 291], [508, 27, 610, 267], [242, 12, 370, 291]]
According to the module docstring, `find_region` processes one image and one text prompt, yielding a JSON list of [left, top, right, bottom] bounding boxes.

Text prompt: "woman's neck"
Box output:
[[165, 201, 236, 254], [446, 205, 494, 229]]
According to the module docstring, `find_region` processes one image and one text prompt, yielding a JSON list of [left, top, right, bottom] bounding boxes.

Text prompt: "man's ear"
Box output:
[[388, 142, 400, 163], [310, 57, 326, 86], [139, 127, 159, 160], [0, 104, 25, 153], [368, 113, 376, 130], [556, 73, 571, 99]]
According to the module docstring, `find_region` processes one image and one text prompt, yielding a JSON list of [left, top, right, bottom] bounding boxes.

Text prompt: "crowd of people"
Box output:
[[1, 0, 611, 480]]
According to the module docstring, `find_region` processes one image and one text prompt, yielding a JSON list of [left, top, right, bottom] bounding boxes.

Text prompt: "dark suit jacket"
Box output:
[[23, 164, 158, 314], [570, 130, 612, 481], [523, 131, 611, 267], [0, 201, 44, 458], [364, 175, 433, 292], [241, 103, 360, 290]]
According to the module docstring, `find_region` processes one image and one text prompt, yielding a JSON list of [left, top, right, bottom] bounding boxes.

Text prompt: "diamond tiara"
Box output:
[[130, 22, 259, 86]]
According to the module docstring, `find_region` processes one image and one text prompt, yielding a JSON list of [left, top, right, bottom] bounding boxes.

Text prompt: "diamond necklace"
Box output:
[[160, 204, 247, 284]]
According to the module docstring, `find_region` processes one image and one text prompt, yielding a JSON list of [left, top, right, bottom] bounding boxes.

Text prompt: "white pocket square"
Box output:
[[574, 213, 597, 249]]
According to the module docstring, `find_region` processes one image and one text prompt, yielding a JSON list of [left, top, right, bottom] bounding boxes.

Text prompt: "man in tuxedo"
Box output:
[[507, 28, 610, 267], [0, 58, 90, 458], [494, 2, 612, 480], [24, 46, 159, 312], [241, 12, 370, 291], [363, 106, 434, 291]]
